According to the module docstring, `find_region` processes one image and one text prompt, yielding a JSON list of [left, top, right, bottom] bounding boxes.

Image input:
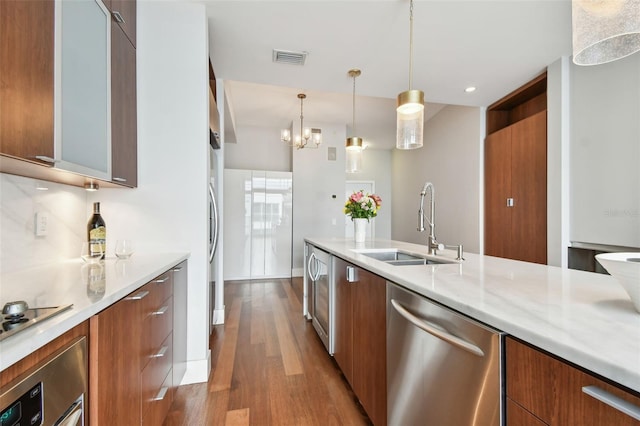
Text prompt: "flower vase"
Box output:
[[354, 218, 367, 243]]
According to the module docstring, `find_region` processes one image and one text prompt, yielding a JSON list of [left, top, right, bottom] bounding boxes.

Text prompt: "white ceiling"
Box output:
[[203, 0, 573, 149]]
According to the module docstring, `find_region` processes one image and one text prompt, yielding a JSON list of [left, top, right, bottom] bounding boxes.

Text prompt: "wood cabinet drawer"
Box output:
[[141, 332, 173, 420], [141, 296, 173, 367], [146, 271, 173, 309], [506, 337, 640, 425], [142, 368, 173, 426]]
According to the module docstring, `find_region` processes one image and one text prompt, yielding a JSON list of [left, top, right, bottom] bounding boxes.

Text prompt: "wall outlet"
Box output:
[[35, 212, 49, 236]]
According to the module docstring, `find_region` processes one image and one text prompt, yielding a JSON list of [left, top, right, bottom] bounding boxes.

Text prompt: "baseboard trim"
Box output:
[[179, 351, 211, 385], [212, 306, 225, 325]]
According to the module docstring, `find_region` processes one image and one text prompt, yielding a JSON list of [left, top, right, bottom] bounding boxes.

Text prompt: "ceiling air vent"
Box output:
[[272, 49, 308, 66]]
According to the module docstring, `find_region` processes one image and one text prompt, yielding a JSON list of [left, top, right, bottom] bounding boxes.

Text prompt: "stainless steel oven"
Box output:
[[305, 244, 334, 354], [0, 337, 87, 426]]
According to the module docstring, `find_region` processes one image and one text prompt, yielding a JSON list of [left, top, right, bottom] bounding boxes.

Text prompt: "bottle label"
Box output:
[[89, 226, 106, 255]]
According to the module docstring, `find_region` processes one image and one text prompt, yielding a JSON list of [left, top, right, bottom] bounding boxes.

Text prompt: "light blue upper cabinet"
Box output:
[[55, 0, 111, 180]]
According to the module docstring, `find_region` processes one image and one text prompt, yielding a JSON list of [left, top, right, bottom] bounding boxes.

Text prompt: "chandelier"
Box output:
[[281, 93, 322, 149], [396, 0, 424, 150]]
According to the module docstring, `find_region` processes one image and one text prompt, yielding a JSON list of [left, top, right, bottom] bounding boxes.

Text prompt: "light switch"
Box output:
[[328, 147, 336, 161]]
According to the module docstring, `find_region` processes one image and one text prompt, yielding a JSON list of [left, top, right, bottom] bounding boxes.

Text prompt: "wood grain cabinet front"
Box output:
[[506, 337, 640, 426], [110, 18, 138, 187], [0, 0, 55, 165], [0, 0, 138, 189], [333, 257, 387, 426], [90, 265, 181, 426], [485, 73, 547, 265]]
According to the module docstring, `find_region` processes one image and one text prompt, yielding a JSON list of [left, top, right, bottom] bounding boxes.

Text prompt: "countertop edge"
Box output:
[[0, 252, 190, 371], [305, 237, 640, 394]]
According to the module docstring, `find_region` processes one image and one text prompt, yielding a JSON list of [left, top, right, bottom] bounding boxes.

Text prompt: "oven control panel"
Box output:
[[0, 382, 43, 426]]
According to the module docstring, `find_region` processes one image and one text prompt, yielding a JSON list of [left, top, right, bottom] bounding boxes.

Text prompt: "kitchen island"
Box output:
[[0, 253, 188, 372], [305, 237, 640, 396]]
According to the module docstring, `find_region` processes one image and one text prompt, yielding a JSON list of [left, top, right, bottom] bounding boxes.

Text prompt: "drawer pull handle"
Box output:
[[346, 266, 357, 283], [112, 177, 127, 182], [112, 11, 125, 24], [34, 155, 59, 163], [582, 385, 640, 421], [152, 305, 168, 316], [151, 345, 168, 358], [390, 299, 485, 357], [152, 386, 168, 401], [172, 266, 183, 272], [126, 290, 149, 301], [155, 277, 170, 284]]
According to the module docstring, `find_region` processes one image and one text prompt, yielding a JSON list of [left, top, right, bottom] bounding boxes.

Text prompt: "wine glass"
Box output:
[[81, 242, 104, 263], [115, 240, 134, 259]]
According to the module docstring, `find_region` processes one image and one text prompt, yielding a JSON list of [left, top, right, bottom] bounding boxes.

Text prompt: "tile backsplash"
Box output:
[[0, 173, 87, 275]]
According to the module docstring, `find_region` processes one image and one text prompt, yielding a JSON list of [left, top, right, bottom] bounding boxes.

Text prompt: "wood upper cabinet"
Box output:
[[506, 337, 640, 426], [485, 73, 547, 265], [110, 20, 138, 187], [0, 0, 55, 165], [105, 0, 136, 48], [333, 257, 387, 426], [0, 0, 137, 189]]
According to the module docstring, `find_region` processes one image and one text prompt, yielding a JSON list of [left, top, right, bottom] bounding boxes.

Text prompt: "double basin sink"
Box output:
[[352, 248, 458, 266]]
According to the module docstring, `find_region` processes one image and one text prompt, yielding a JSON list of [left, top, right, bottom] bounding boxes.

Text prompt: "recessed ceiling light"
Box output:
[[464, 86, 477, 93]]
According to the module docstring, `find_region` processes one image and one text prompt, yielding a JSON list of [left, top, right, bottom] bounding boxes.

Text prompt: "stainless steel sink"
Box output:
[[353, 249, 456, 266]]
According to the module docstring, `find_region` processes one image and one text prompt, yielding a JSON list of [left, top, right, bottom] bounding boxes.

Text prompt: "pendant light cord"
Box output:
[[352, 74, 356, 134], [409, 0, 414, 91]]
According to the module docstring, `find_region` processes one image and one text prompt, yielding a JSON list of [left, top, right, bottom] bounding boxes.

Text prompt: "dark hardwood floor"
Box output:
[[163, 278, 371, 425]]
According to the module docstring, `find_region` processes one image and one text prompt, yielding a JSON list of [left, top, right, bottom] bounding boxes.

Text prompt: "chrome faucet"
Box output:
[[418, 182, 443, 255]]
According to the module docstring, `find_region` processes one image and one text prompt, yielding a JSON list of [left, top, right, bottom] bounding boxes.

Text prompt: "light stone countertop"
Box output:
[[0, 252, 189, 371], [306, 237, 640, 394]]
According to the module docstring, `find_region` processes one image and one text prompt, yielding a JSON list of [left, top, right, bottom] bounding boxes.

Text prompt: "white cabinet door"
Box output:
[[223, 169, 292, 280], [223, 169, 252, 280], [263, 171, 293, 277], [55, 0, 111, 180]]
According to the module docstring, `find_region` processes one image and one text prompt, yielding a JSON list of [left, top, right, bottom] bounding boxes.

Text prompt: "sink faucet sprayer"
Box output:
[[418, 182, 464, 260]]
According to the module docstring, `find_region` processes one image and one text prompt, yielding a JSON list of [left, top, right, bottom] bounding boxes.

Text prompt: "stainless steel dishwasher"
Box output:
[[306, 244, 333, 354], [387, 282, 503, 426]]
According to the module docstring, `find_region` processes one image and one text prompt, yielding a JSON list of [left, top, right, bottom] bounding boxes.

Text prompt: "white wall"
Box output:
[[0, 174, 86, 275], [347, 149, 392, 240], [292, 122, 346, 274], [547, 57, 571, 267], [570, 53, 640, 248], [88, 2, 211, 384], [225, 124, 292, 171], [391, 105, 483, 253]]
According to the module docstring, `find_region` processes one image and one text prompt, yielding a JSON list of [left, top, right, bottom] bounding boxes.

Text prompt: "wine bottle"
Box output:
[[87, 202, 106, 259]]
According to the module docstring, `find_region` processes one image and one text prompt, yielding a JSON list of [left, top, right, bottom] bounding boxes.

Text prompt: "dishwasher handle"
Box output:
[[390, 299, 485, 357]]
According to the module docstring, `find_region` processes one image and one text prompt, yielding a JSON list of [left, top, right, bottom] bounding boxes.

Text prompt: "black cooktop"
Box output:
[[0, 305, 73, 342]]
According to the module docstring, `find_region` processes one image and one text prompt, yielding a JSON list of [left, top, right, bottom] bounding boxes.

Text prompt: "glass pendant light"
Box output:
[[572, 0, 640, 66], [396, 0, 424, 150], [346, 69, 363, 173]]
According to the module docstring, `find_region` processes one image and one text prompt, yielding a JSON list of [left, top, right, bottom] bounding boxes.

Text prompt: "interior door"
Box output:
[[484, 126, 512, 259], [511, 111, 547, 264]]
